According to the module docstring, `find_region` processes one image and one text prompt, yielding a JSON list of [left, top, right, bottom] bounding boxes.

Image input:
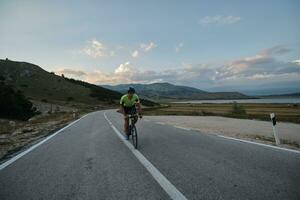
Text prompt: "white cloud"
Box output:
[[56, 68, 86, 77], [131, 50, 139, 58], [292, 59, 300, 65], [58, 45, 300, 89], [82, 39, 106, 58], [140, 42, 157, 52], [115, 62, 132, 74], [199, 15, 241, 25], [175, 43, 184, 53]]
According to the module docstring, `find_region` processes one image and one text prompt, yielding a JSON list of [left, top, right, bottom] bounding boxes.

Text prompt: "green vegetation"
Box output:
[[231, 101, 247, 115], [143, 103, 300, 124], [0, 76, 37, 120], [0, 59, 159, 108], [0, 59, 121, 105]]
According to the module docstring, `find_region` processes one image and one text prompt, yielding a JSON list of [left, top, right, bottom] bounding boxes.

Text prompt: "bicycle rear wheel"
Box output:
[[131, 125, 138, 149]]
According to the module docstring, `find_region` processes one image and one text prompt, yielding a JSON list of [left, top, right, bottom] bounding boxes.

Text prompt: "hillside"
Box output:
[[102, 83, 250, 101], [0, 59, 121, 105]]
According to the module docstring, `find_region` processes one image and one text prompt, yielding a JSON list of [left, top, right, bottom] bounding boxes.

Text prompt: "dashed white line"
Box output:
[[217, 135, 300, 154], [104, 112, 188, 200], [0, 114, 90, 171], [174, 126, 191, 131], [154, 122, 191, 131], [156, 122, 166, 125]]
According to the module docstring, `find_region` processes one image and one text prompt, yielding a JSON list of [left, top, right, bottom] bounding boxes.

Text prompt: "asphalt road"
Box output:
[[0, 110, 299, 200]]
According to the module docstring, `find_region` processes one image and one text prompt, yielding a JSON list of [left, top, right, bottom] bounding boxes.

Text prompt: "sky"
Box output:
[[0, 0, 300, 94]]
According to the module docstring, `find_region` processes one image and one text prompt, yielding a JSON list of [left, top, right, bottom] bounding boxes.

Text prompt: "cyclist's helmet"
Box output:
[[128, 87, 135, 94]]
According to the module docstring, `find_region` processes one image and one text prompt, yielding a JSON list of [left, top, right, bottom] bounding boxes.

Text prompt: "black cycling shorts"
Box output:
[[123, 105, 136, 115]]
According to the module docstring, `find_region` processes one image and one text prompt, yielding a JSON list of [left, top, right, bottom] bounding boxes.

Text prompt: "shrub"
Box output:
[[0, 81, 37, 120], [20, 84, 28, 88], [231, 101, 246, 115], [67, 97, 74, 101]]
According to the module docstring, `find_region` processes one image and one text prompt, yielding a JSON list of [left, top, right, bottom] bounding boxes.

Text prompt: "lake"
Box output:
[[174, 98, 300, 104]]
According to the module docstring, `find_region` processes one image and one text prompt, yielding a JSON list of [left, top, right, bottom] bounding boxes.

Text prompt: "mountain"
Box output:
[[260, 92, 300, 98], [0, 59, 121, 105], [102, 83, 250, 101]]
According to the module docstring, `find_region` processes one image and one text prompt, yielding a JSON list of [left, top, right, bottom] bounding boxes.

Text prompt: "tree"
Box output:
[[0, 79, 37, 120]]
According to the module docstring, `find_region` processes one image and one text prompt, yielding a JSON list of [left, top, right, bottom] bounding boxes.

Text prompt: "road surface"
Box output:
[[0, 110, 299, 200]]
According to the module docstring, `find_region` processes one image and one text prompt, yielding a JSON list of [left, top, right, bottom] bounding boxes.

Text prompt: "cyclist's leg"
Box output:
[[124, 117, 129, 133], [123, 106, 129, 134], [130, 106, 138, 123]]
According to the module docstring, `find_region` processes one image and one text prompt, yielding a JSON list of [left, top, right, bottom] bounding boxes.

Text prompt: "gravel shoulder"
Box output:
[[146, 115, 300, 149]]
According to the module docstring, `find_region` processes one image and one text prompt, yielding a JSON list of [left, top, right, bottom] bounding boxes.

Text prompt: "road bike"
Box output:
[[128, 113, 138, 149]]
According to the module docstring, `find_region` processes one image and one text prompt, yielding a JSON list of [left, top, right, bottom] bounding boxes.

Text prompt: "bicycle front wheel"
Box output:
[[131, 125, 138, 149]]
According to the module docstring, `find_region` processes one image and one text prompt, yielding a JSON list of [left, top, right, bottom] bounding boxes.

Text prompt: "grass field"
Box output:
[[143, 103, 300, 124]]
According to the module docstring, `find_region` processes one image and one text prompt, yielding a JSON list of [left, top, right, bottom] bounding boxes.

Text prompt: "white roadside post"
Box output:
[[270, 113, 280, 145]]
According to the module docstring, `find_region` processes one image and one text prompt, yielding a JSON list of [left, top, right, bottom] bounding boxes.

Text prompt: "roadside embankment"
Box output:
[[146, 115, 300, 149]]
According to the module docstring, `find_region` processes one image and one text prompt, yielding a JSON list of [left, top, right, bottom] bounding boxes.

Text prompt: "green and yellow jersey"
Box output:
[[120, 94, 140, 107]]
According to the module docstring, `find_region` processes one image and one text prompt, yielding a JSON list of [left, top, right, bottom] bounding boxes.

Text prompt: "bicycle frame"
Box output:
[[128, 113, 138, 126], [128, 113, 138, 149]]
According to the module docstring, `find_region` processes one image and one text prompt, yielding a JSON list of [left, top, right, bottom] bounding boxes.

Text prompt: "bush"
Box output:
[[231, 101, 246, 115], [0, 80, 37, 120], [20, 84, 28, 88], [67, 97, 74, 101]]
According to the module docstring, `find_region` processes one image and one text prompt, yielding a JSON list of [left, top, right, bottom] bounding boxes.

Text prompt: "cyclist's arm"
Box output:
[[119, 104, 125, 115], [119, 96, 126, 115]]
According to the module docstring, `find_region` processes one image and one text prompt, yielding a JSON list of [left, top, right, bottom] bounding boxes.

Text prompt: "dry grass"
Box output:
[[0, 112, 79, 161], [143, 103, 300, 124]]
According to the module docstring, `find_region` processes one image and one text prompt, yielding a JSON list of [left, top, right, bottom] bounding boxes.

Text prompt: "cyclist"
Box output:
[[119, 87, 142, 140]]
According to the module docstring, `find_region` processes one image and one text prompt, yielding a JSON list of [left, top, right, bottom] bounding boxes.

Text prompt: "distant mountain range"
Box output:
[[102, 83, 250, 101], [7, 59, 294, 104], [0, 59, 121, 105], [260, 93, 300, 98]]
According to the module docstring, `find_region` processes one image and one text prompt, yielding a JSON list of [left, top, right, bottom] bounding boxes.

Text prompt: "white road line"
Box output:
[[0, 114, 89, 171], [217, 135, 300, 154], [104, 112, 188, 200], [174, 126, 191, 131]]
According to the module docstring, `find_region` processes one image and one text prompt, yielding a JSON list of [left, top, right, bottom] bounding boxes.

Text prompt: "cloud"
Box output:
[[56, 68, 86, 76], [131, 50, 139, 58], [175, 43, 184, 53], [216, 45, 295, 81], [140, 42, 157, 52], [259, 45, 291, 56], [115, 62, 132, 74], [58, 45, 300, 90], [292, 59, 300, 65], [82, 39, 106, 58], [199, 15, 241, 25]]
